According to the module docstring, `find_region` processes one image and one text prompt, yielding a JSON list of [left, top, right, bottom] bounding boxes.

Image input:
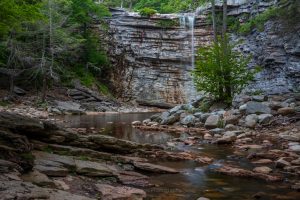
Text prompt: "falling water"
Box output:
[[178, 13, 196, 69], [179, 15, 186, 28], [187, 14, 195, 69]]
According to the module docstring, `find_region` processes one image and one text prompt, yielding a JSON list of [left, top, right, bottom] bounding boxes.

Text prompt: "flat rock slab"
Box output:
[[33, 151, 75, 168], [96, 183, 146, 200], [214, 165, 282, 182], [133, 162, 179, 173], [34, 165, 69, 177], [251, 159, 273, 165], [0, 180, 95, 200], [74, 160, 115, 177], [116, 170, 152, 187], [21, 170, 55, 186]]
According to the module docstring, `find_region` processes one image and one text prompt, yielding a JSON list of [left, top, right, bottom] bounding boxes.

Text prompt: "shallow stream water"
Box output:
[[58, 113, 300, 200]]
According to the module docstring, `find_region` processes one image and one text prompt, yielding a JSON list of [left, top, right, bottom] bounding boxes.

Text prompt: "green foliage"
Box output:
[[239, 7, 278, 34], [70, 0, 111, 25], [0, 0, 42, 38], [133, 0, 207, 14], [0, 0, 113, 98], [157, 19, 179, 28], [20, 153, 35, 162], [192, 37, 260, 103], [138, 7, 157, 17], [0, 100, 10, 107]]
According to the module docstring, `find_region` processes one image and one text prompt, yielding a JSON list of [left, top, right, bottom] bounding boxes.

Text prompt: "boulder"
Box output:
[[193, 112, 203, 118], [258, 114, 273, 124], [275, 158, 291, 168], [252, 95, 267, 102], [204, 133, 213, 140], [251, 159, 273, 165], [223, 131, 238, 138], [225, 124, 238, 131], [54, 101, 85, 114], [215, 135, 236, 144], [277, 107, 296, 115], [200, 113, 211, 123], [169, 105, 184, 114], [132, 121, 142, 126], [209, 128, 224, 135], [204, 115, 221, 129], [223, 110, 241, 125], [161, 114, 180, 125], [13, 86, 26, 96], [245, 114, 258, 128], [289, 145, 300, 152], [180, 115, 196, 126], [160, 111, 170, 122], [21, 170, 54, 186], [245, 102, 271, 114], [253, 166, 272, 174]]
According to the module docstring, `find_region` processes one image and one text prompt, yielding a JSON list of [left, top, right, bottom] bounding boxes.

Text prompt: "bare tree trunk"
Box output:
[[222, 0, 231, 101], [49, 0, 54, 78], [41, 74, 47, 102], [9, 75, 14, 96], [6, 31, 16, 97], [41, 31, 47, 102], [211, 0, 218, 42], [222, 0, 227, 39]]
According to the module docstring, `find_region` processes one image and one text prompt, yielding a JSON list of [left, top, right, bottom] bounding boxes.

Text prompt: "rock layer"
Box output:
[[102, 0, 300, 104]]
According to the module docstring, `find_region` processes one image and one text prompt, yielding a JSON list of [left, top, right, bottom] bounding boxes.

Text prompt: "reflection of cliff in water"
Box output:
[[59, 112, 179, 144]]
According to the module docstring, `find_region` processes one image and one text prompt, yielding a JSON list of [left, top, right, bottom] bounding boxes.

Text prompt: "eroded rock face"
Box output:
[[103, 9, 212, 104], [102, 1, 300, 104]]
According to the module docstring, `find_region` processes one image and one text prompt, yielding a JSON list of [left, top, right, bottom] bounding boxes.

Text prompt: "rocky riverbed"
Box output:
[[131, 93, 300, 196], [0, 111, 216, 200], [1, 92, 300, 199]]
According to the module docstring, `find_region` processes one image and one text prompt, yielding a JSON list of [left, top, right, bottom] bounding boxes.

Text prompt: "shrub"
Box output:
[[139, 7, 157, 17], [239, 7, 279, 34], [157, 19, 179, 28], [192, 37, 261, 103]]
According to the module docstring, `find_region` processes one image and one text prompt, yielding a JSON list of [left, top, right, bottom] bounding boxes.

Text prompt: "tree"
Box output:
[[192, 37, 259, 102], [211, 0, 217, 42]]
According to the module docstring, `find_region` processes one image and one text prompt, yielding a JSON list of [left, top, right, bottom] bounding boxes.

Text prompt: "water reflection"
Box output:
[[58, 113, 300, 200], [60, 113, 178, 144]]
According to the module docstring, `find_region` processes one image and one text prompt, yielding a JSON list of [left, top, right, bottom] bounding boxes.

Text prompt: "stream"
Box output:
[[59, 113, 300, 200]]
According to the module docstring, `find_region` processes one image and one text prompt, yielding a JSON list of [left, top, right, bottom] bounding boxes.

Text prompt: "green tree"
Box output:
[[192, 37, 260, 103]]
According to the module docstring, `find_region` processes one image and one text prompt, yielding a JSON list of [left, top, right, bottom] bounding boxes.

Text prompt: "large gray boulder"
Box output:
[[245, 102, 271, 114], [161, 115, 179, 125], [54, 101, 85, 114], [204, 115, 221, 129], [245, 114, 258, 128], [180, 115, 196, 127]]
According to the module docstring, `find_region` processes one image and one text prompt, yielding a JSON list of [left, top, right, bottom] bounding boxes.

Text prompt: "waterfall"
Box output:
[[179, 15, 186, 28], [178, 13, 196, 69], [187, 14, 195, 69]]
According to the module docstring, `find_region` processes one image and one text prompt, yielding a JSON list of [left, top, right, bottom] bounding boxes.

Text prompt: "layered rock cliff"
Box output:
[[104, 9, 213, 104], [102, 0, 300, 105]]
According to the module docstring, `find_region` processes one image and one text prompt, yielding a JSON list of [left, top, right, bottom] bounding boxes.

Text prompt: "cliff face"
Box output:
[[105, 9, 212, 104], [104, 0, 300, 104]]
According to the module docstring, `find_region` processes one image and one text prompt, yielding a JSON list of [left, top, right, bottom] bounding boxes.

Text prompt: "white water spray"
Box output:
[[178, 13, 196, 69], [187, 14, 195, 69]]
